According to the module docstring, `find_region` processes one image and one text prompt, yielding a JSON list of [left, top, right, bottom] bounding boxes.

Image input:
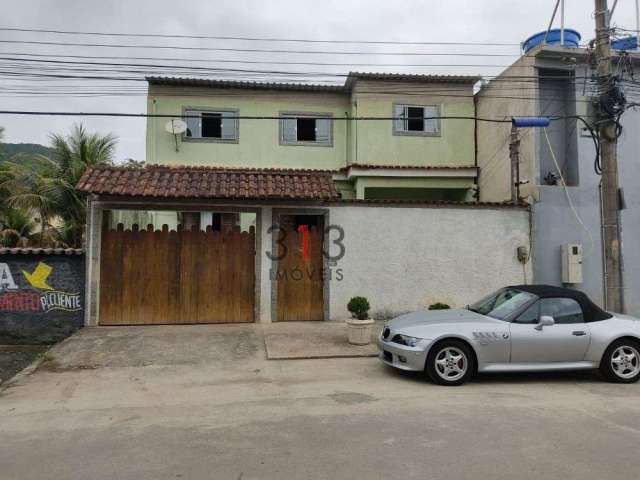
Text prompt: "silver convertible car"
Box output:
[[378, 285, 640, 386]]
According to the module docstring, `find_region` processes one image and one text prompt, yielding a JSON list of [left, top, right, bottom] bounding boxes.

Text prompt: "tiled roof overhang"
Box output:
[[146, 72, 482, 93], [335, 164, 478, 180], [342, 163, 478, 171], [76, 165, 340, 201], [146, 76, 346, 93]]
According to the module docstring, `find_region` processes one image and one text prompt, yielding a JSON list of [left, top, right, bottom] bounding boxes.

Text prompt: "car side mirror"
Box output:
[[535, 315, 555, 330]]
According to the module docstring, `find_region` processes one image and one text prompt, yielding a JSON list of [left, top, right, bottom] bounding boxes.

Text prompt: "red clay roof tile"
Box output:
[[76, 165, 340, 201]]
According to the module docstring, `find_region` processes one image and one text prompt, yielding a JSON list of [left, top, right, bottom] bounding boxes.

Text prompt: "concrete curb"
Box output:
[[0, 331, 81, 393], [0, 352, 47, 393], [267, 352, 378, 360]]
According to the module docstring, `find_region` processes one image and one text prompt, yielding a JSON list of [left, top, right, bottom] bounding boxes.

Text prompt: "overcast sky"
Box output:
[[1, 0, 637, 161]]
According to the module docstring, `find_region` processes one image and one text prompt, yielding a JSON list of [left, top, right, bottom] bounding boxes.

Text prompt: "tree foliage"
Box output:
[[0, 124, 117, 248]]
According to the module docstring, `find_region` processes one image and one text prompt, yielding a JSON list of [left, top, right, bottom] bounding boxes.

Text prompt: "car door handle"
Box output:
[[572, 331, 587, 336]]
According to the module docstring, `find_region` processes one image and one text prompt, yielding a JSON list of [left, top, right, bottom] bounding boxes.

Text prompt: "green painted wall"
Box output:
[[147, 82, 476, 171], [354, 177, 474, 199], [364, 188, 468, 201], [147, 86, 350, 170], [350, 90, 476, 167]]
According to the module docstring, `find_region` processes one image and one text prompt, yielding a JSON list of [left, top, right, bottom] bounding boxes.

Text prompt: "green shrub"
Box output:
[[347, 296, 371, 320], [428, 302, 451, 310]]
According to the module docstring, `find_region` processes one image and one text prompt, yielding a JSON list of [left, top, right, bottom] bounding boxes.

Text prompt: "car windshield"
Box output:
[[468, 288, 537, 321]]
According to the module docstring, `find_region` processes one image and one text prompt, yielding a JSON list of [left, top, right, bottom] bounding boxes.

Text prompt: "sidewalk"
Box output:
[[263, 321, 383, 360], [3, 321, 383, 377]]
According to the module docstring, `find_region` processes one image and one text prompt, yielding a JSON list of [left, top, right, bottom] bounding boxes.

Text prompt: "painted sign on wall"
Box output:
[[0, 253, 85, 344], [0, 261, 82, 313]]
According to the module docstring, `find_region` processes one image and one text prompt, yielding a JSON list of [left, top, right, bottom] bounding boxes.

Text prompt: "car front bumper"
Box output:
[[377, 336, 430, 372]]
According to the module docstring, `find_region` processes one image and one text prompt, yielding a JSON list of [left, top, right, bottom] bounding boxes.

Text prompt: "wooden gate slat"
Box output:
[[277, 227, 324, 321], [99, 223, 255, 325]]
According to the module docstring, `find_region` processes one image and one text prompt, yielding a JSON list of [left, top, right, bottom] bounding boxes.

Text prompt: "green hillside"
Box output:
[[1, 143, 54, 159]]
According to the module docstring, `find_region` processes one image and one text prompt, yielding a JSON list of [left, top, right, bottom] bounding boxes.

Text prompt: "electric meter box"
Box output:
[[561, 243, 583, 284]]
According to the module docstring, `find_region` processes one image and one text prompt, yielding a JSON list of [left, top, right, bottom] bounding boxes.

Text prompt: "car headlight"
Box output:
[[392, 334, 423, 347]]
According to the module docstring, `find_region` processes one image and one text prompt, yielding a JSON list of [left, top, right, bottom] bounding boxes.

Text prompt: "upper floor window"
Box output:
[[280, 112, 332, 146], [393, 104, 440, 137], [183, 108, 239, 143]]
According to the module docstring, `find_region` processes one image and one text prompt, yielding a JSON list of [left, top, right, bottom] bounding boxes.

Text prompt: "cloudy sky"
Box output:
[[0, 0, 637, 161]]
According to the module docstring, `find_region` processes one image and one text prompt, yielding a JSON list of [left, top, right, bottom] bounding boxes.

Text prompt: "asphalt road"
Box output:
[[1, 325, 639, 480]]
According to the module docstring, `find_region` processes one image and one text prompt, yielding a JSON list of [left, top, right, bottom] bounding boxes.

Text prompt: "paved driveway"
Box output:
[[1, 325, 639, 480]]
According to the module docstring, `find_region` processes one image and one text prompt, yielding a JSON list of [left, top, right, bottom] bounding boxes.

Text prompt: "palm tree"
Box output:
[[0, 207, 37, 247], [0, 124, 117, 247]]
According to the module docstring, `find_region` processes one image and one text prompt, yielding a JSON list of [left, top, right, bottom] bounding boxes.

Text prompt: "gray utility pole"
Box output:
[[595, 0, 624, 312]]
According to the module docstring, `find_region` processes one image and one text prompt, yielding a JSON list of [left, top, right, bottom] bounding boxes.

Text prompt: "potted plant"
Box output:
[[428, 302, 451, 310], [346, 296, 374, 345]]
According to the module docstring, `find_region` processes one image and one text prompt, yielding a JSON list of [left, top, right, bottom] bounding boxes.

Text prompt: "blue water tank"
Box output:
[[612, 36, 638, 50], [522, 28, 581, 53]]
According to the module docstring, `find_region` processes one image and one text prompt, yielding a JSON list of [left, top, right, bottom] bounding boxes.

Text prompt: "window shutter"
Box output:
[[315, 118, 331, 143], [394, 105, 406, 132], [221, 111, 237, 140], [282, 117, 297, 143], [424, 106, 439, 133], [185, 110, 201, 138]]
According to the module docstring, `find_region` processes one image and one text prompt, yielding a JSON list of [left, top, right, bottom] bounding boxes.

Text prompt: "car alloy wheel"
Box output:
[[610, 345, 640, 380], [434, 346, 468, 382], [601, 339, 640, 383]]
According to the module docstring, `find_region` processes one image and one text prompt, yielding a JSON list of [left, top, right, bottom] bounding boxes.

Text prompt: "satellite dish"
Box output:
[[165, 119, 187, 135]]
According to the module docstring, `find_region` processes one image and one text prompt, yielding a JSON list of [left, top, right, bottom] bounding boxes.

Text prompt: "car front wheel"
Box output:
[[600, 339, 640, 383], [426, 340, 475, 386]]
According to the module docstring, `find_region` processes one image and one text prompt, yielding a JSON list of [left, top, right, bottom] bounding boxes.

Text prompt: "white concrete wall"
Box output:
[[326, 205, 532, 320], [89, 201, 531, 325]]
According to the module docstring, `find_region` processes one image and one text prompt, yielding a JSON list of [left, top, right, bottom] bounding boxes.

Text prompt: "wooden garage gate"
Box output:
[[99, 224, 255, 325]]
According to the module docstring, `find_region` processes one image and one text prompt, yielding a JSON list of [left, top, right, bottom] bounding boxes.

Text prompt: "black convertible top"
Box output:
[[510, 284, 612, 322]]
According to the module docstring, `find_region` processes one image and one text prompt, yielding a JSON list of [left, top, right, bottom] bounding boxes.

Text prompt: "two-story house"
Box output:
[[77, 72, 532, 329], [145, 72, 479, 202]]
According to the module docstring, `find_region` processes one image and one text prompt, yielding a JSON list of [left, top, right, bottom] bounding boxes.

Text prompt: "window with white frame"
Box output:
[[183, 108, 238, 142], [280, 113, 332, 146], [393, 105, 440, 136]]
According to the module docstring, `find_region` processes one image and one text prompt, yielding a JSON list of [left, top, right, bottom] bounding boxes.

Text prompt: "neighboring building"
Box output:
[[145, 73, 480, 202], [476, 43, 640, 315]]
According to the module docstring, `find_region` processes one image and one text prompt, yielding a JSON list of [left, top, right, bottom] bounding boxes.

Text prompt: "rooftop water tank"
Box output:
[[522, 29, 581, 53], [612, 36, 638, 50]]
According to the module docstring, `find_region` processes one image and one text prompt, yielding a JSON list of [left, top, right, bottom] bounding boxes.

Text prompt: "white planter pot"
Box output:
[[346, 318, 375, 345]]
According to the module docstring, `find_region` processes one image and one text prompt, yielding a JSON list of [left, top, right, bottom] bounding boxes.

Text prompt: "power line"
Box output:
[[0, 26, 521, 47], [0, 110, 578, 124], [0, 39, 521, 57], [0, 51, 523, 69]]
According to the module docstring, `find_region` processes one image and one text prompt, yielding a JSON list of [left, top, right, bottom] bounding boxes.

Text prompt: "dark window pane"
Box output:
[[540, 298, 584, 324], [514, 301, 539, 324], [202, 113, 222, 138], [211, 213, 222, 232], [297, 118, 316, 141], [407, 107, 424, 131]]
